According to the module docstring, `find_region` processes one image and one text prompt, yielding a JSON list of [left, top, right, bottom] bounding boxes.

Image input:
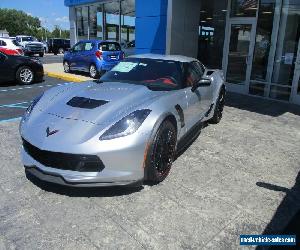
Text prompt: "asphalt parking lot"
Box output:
[[0, 90, 299, 249], [0, 76, 67, 122]]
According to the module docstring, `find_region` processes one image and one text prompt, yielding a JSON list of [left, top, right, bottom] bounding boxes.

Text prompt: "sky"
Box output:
[[0, 0, 69, 31]]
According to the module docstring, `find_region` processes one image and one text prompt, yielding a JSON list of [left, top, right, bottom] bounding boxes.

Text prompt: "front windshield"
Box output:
[[22, 37, 34, 42], [100, 58, 184, 91]]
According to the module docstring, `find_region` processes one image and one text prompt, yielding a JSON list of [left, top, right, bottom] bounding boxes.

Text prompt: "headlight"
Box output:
[[22, 93, 44, 121], [100, 109, 151, 140]]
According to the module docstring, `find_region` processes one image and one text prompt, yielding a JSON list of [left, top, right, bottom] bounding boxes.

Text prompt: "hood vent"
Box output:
[[67, 97, 109, 109]]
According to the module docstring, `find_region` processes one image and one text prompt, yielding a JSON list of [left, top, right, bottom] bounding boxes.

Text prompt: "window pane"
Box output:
[[76, 7, 89, 40], [231, 0, 258, 17], [104, 1, 120, 41], [251, 0, 276, 82], [226, 24, 252, 84], [272, 1, 300, 86], [269, 85, 291, 101], [89, 5, 100, 39], [198, 0, 228, 68], [121, 0, 135, 55]]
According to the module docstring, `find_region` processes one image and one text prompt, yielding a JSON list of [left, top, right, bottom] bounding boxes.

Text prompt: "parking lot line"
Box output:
[[0, 101, 29, 109], [0, 117, 22, 123]]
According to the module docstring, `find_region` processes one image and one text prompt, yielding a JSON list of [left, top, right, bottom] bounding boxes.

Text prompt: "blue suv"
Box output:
[[63, 40, 124, 79]]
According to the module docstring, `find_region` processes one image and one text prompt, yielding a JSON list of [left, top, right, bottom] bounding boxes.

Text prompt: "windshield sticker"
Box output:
[[112, 62, 138, 72]]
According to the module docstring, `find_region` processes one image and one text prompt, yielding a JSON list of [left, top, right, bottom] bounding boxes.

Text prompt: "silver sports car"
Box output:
[[20, 54, 225, 187]]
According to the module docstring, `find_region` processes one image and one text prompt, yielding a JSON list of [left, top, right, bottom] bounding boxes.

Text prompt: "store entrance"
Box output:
[[223, 19, 256, 94]]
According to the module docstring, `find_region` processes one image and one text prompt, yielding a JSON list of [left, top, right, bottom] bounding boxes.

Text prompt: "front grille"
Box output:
[[26, 44, 43, 52], [22, 139, 105, 172]]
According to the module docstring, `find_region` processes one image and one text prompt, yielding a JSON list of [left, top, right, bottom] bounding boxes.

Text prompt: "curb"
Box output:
[[44, 71, 85, 82]]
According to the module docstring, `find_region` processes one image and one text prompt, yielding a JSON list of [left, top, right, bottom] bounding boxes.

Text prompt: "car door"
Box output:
[[193, 61, 214, 110], [81, 42, 95, 72], [0, 53, 14, 82], [69, 42, 84, 71], [184, 62, 208, 130]]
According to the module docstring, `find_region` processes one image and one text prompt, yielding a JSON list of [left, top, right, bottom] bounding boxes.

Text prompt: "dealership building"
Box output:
[[64, 0, 300, 105]]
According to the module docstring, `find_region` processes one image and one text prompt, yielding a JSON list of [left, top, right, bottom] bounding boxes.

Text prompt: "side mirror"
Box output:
[[191, 78, 212, 92]]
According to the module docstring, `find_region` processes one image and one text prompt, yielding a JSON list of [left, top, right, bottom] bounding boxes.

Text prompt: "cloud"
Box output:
[[55, 16, 69, 23]]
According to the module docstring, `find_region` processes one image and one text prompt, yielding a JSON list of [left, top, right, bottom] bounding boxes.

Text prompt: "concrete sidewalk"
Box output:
[[44, 63, 93, 82]]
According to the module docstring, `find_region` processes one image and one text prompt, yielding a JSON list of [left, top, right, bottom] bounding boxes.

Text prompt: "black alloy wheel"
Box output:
[[145, 120, 177, 184], [209, 87, 226, 124]]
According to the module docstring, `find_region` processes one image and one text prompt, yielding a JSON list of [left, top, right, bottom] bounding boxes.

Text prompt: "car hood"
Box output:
[[35, 81, 165, 126]]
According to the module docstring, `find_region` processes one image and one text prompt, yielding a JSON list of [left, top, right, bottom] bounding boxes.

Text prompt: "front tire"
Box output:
[[89, 64, 99, 79], [144, 120, 177, 184], [58, 48, 64, 54], [63, 61, 71, 73], [16, 66, 34, 85], [39, 53, 44, 57], [209, 87, 226, 124]]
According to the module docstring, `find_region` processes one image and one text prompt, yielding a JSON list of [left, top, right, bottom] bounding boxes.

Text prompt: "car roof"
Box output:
[[77, 39, 120, 44], [129, 54, 197, 63]]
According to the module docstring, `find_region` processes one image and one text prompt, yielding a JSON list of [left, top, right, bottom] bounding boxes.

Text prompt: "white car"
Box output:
[[0, 38, 23, 55], [16, 36, 44, 57]]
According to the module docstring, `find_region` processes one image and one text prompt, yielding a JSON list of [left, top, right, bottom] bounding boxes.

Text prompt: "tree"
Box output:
[[51, 25, 70, 39], [0, 8, 70, 41], [0, 8, 41, 36]]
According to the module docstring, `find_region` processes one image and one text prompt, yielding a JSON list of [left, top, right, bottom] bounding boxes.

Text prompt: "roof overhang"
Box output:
[[64, 0, 106, 7]]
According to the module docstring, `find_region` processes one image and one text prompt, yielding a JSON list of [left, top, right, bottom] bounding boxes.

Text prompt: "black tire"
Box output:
[[39, 53, 44, 57], [209, 87, 226, 124], [63, 61, 71, 73], [58, 48, 64, 54], [16, 66, 34, 85], [89, 64, 100, 79], [144, 120, 177, 184]]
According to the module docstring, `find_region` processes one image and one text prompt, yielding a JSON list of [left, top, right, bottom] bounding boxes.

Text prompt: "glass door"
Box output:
[[291, 40, 300, 105], [223, 19, 256, 93]]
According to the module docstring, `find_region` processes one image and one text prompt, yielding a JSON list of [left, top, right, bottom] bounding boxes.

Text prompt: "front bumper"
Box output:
[[21, 134, 147, 187], [99, 61, 119, 71]]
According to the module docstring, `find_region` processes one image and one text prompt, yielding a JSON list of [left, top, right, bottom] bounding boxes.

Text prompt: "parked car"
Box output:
[[38, 40, 49, 53], [0, 51, 44, 84], [0, 38, 23, 55], [63, 40, 125, 78], [19, 54, 225, 187], [16, 35, 44, 57], [48, 38, 70, 54]]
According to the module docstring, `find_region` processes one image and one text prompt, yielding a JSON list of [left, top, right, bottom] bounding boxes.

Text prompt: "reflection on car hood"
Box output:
[[35, 81, 166, 125]]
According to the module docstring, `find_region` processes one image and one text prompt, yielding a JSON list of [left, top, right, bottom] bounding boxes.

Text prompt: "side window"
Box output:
[[192, 61, 205, 78], [185, 63, 202, 87], [0, 40, 7, 46], [84, 42, 94, 51], [73, 42, 84, 52]]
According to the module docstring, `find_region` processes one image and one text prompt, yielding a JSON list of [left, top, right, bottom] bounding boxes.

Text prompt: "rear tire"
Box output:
[[58, 48, 64, 54], [39, 53, 44, 57], [16, 66, 34, 85], [144, 120, 177, 184], [209, 87, 226, 124], [89, 64, 99, 79]]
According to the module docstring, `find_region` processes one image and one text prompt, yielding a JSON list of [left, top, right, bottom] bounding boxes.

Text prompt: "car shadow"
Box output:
[[226, 92, 300, 117], [25, 171, 144, 197], [256, 172, 300, 250]]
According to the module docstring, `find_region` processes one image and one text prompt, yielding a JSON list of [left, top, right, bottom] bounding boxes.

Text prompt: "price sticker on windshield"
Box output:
[[112, 62, 138, 72]]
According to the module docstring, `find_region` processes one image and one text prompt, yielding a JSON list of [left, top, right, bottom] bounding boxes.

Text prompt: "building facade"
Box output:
[[64, 0, 300, 105]]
